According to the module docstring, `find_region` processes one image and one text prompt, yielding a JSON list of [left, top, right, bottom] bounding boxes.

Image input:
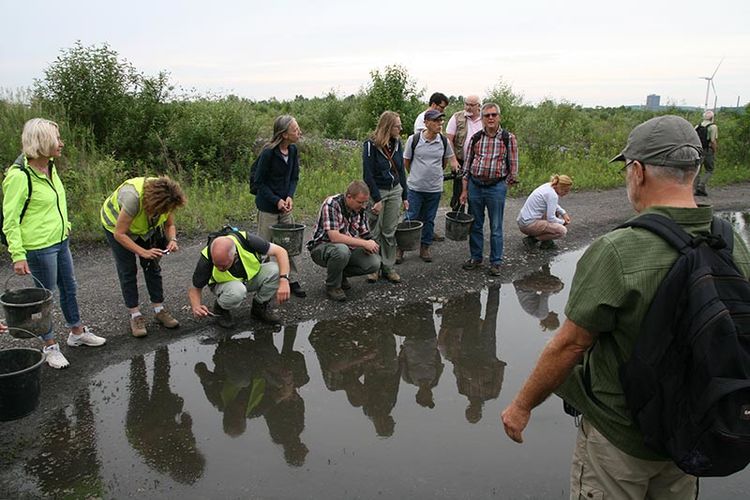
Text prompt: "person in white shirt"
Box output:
[[517, 174, 572, 250]]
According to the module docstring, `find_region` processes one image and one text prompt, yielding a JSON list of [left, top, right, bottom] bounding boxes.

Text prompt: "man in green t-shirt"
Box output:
[[500, 115, 750, 498]]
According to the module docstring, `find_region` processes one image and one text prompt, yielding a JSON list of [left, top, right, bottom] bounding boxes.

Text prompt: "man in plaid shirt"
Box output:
[[459, 102, 519, 276], [307, 180, 381, 301]]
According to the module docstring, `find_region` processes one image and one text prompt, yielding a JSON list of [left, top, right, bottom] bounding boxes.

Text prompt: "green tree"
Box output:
[[362, 65, 423, 132], [484, 79, 524, 133]]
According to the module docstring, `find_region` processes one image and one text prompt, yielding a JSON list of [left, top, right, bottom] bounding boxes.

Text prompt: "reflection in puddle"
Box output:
[[8, 210, 749, 498]]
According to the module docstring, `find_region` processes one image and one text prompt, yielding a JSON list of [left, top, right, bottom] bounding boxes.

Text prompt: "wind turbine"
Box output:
[[700, 58, 723, 111]]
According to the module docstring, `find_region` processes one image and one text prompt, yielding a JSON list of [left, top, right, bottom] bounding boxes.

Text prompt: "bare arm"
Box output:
[[326, 229, 379, 254], [113, 211, 163, 259], [266, 243, 291, 303], [188, 286, 210, 318], [501, 319, 595, 443]]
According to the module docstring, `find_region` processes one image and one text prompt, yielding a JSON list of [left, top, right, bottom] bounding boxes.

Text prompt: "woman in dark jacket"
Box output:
[[254, 115, 305, 297], [362, 111, 408, 283]]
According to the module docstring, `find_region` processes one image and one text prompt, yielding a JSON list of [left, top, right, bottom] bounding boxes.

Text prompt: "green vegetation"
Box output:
[[2, 42, 749, 242]]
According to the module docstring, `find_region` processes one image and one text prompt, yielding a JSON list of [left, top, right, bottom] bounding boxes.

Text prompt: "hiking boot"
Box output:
[[290, 281, 307, 298], [488, 264, 502, 276], [395, 248, 404, 264], [366, 272, 379, 283], [251, 300, 281, 325], [522, 236, 539, 250], [432, 232, 445, 242], [383, 270, 401, 283], [130, 314, 148, 338], [44, 344, 69, 369], [341, 277, 352, 290], [539, 240, 557, 250], [462, 259, 482, 270], [420, 245, 433, 263], [66, 327, 106, 347], [155, 308, 180, 329], [212, 301, 235, 328], [326, 287, 347, 302]]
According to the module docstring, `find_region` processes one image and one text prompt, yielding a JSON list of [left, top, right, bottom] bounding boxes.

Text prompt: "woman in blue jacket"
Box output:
[[362, 111, 408, 283], [254, 115, 305, 297]]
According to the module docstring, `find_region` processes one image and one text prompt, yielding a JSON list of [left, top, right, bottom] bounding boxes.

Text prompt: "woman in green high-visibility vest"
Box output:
[[101, 176, 187, 338]]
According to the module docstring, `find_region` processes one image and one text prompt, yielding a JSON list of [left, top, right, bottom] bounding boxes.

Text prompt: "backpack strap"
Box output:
[[10, 154, 33, 224], [617, 213, 693, 255], [409, 133, 420, 160], [710, 216, 734, 254]]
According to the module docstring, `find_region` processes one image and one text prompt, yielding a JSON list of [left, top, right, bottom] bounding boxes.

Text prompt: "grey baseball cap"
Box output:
[[609, 115, 702, 167]]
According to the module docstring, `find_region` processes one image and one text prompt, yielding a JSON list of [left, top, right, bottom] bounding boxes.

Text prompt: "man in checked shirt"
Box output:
[[458, 102, 519, 276], [307, 180, 381, 301]]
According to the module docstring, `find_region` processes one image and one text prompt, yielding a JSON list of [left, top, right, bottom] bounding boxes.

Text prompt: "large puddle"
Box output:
[[4, 212, 750, 498]]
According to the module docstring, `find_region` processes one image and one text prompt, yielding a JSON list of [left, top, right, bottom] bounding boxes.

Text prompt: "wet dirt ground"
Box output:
[[1, 184, 749, 498]]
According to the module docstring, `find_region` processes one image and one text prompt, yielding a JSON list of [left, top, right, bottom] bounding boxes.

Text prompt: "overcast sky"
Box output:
[[2, 0, 748, 108]]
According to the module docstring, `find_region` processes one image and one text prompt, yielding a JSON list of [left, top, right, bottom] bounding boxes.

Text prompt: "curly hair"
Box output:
[[142, 176, 187, 217]]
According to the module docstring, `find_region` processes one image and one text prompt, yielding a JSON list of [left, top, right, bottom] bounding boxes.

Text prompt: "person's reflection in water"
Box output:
[[310, 319, 400, 436], [194, 326, 310, 466], [397, 303, 443, 410], [438, 287, 506, 423], [26, 390, 103, 496], [126, 347, 205, 484], [513, 263, 565, 332]]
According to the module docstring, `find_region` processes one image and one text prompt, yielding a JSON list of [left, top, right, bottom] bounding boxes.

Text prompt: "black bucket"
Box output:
[[0, 348, 44, 421], [270, 223, 305, 257], [395, 220, 423, 251], [445, 212, 475, 241], [0, 276, 53, 338]]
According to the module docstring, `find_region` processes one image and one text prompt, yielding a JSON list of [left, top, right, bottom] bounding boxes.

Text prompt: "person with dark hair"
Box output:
[[254, 115, 306, 297], [101, 176, 187, 337], [413, 92, 449, 134], [3, 118, 106, 368], [307, 180, 381, 301], [501, 115, 750, 498]]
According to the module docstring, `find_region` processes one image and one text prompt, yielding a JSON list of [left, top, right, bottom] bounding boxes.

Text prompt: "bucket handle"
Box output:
[[4, 273, 50, 293], [4, 325, 38, 339]]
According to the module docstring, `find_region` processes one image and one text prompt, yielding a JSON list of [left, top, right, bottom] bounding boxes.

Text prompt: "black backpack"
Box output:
[[695, 123, 715, 150], [248, 156, 260, 195], [0, 155, 34, 246], [617, 213, 750, 477]]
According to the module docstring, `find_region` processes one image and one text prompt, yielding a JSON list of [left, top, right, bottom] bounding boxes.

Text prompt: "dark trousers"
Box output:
[[450, 159, 465, 212], [104, 229, 164, 308]]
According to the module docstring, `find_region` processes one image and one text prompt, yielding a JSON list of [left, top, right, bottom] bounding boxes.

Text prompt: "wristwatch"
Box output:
[[279, 274, 290, 281]]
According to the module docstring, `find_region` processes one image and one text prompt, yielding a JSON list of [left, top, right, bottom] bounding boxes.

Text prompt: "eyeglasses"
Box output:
[[465, 102, 480, 107], [483, 112, 499, 118], [620, 159, 638, 173]]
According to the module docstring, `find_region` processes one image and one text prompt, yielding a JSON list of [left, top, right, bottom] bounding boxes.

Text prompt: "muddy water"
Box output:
[[6, 212, 750, 499]]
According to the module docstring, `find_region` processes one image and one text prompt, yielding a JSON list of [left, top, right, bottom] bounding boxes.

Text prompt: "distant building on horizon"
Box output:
[[646, 94, 660, 110]]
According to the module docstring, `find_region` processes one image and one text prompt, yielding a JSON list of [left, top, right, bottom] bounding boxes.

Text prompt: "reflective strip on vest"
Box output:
[[100, 177, 168, 235]]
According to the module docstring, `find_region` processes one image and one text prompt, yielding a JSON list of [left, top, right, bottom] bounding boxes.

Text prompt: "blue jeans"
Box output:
[[26, 238, 81, 341], [467, 179, 507, 265], [406, 190, 442, 246]]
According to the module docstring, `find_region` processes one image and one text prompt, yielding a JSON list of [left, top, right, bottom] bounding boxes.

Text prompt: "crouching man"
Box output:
[[307, 180, 381, 301], [188, 227, 291, 327]]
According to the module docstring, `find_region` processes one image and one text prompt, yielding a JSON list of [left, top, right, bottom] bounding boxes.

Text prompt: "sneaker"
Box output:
[[383, 270, 401, 283], [420, 245, 433, 263], [522, 236, 538, 250], [433, 232, 445, 242], [488, 264, 502, 276], [290, 282, 307, 298], [212, 301, 235, 329], [462, 259, 482, 270], [366, 272, 379, 283], [67, 327, 106, 347], [341, 277, 352, 290], [539, 240, 557, 250], [44, 344, 69, 369], [251, 300, 281, 325], [395, 248, 404, 265], [130, 314, 148, 338], [326, 287, 347, 302], [155, 308, 180, 329]]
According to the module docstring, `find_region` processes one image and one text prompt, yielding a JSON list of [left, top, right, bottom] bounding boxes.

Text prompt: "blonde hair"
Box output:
[[372, 111, 401, 150], [550, 174, 573, 187], [21, 118, 60, 159], [142, 176, 187, 217]]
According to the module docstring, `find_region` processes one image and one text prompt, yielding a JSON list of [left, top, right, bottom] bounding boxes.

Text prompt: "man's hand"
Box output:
[[459, 189, 468, 206], [363, 239, 379, 254], [371, 201, 382, 216], [276, 279, 291, 304], [192, 303, 211, 319], [402, 199, 409, 211], [501, 402, 531, 443]]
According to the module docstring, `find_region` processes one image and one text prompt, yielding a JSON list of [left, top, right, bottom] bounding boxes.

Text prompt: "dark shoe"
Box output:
[[420, 245, 433, 263], [251, 300, 281, 325], [432, 232, 445, 242], [326, 287, 347, 302], [395, 248, 404, 265], [488, 264, 502, 276], [290, 281, 307, 298], [341, 277, 352, 290], [539, 240, 557, 250], [212, 301, 235, 329], [462, 259, 482, 270], [522, 236, 538, 250]]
